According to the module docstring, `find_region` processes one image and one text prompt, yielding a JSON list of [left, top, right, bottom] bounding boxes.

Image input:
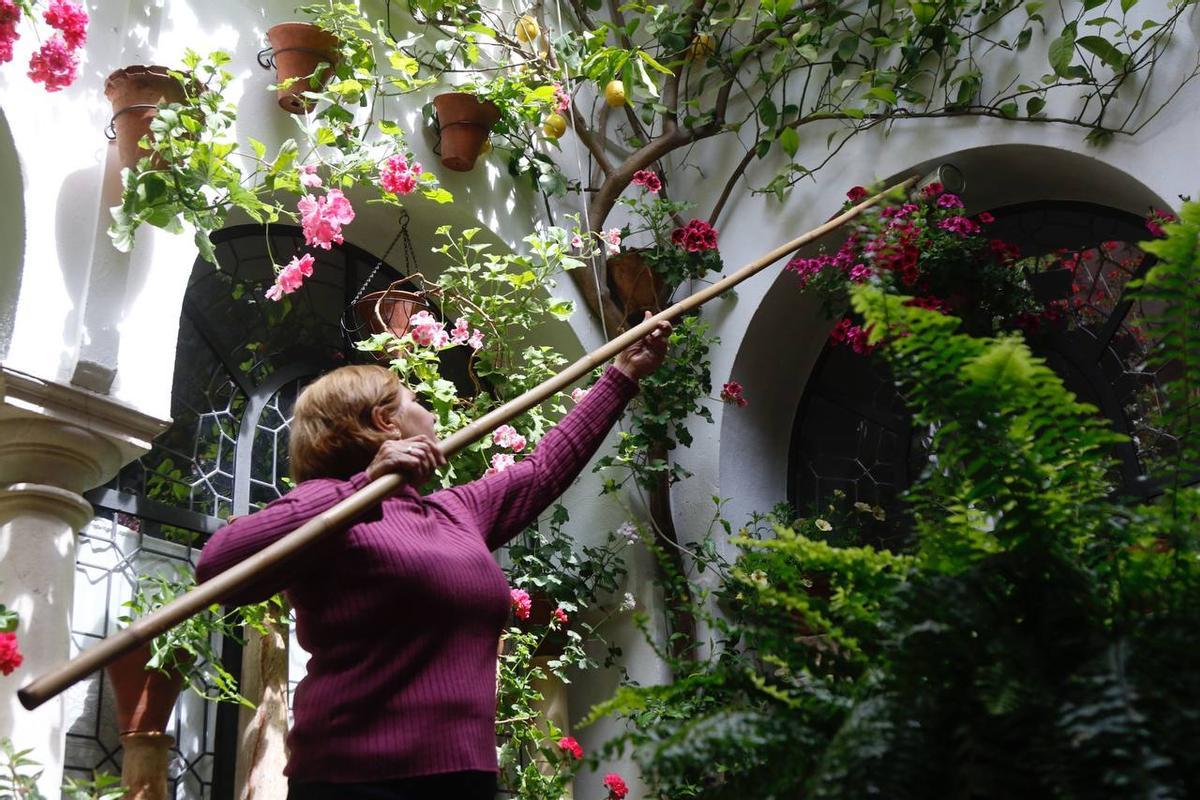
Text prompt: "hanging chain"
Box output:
[[350, 209, 413, 306]]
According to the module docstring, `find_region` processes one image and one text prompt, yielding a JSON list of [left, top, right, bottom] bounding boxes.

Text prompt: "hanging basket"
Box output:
[[264, 22, 340, 114], [105, 643, 186, 735], [433, 92, 500, 172], [607, 250, 666, 321], [104, 66, 186, 171]]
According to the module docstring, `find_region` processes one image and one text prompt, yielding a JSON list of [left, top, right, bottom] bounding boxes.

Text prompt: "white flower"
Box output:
[[814, 518, 833, 532], [621, 592, 636, 611], [603, 228, 622, 256], [617, 521, 639, 543]]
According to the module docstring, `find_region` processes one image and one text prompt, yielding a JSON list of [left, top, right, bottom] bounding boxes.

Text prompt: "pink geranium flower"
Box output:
[[603, 228, 622, 256], [603, 773, 629, 799], [846, 186, 869, 203], [492, 425, 527, 453], [936, 193, 964, 209], [27, 35, 77, 91], [43, 0, 87, 49], [552, 607, 569, 625], [632, 169, 662, 193], [467, 329, 484, 350], [380, 154, 423, 196], [570, 387, 588, 403], [408, 310, 451, 348], [552, 81, 571, 113], [720, 380, 748, 407], [265, 253, 316, 301], [671, 219, 719, 253], [509, 587, 532, 620], [0, 632, 23, 675], [0, 1, 21, 65], [487, 453, 516, 477], [557, 736, 583, 759], [298, 189, 356, 250], [299, 164, 323, 189]]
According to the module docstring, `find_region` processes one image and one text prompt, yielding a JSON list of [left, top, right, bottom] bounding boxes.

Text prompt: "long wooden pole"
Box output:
[[18, 176, 916, 712]]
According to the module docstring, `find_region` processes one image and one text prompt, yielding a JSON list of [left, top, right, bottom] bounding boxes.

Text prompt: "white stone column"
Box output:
[[0, 368, 166, 797]]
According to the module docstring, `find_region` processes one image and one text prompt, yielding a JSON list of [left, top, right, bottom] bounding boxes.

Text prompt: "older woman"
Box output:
[[196, 319, 671, 800]]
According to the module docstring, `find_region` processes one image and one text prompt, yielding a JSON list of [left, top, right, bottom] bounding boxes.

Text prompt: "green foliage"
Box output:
[[592, 242, 1200, 796], [119, 567, 283, 707], [596, 314, 717, 490], [0, 741, 127, 800]]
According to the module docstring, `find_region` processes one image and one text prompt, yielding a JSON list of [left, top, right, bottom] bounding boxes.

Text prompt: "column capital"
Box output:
[[0, 364, 169, 492]]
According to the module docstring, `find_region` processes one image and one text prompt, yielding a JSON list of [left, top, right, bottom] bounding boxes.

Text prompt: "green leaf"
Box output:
[[1120, 0, 1137, 11], [864, 87, 898, 104], [758, 97, 778, 128], [637, 50, 673, 75], [780, 126, 800, 158], [1048, 22, 1077, 77], [421, 187, 454, 204], [1077, 35, 1129, 69], [910, 1, 937, 24], [248, 138, 266, 160], [547, 299, 575, 320], [1027, 96, 1046, 115]]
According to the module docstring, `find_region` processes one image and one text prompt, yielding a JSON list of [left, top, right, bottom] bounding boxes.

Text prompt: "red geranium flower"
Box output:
[[603, 773, 629, 799], [0, 632, 24, 676], [557, 736, 583, 759]]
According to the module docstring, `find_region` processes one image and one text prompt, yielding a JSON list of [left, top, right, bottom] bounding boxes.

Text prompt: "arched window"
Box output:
[[789, 201, 1181, 540]]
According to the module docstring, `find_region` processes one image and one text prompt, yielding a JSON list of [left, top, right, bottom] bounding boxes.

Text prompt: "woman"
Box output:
[[196, 318, 671, 800]]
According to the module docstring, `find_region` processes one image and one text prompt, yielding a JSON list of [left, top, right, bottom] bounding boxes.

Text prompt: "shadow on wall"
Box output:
[[0, 109, 24, 362], [717, 143, 1169, 526]]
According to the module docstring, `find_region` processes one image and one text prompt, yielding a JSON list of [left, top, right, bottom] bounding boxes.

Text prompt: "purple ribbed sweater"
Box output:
[[195, 366, 637, 783]]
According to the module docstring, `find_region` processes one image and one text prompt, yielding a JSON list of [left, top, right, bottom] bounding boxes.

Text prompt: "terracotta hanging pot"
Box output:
[[105, 642, 186, 735], [353, 288, 425, 341], [523, 590, 567, 657], [433, 92, 500, 172], [104, 66, 186, 171], [266, 22, 340, 114], [607, 250, 666, 320]]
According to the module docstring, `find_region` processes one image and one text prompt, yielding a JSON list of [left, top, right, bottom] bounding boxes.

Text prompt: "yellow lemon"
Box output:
[[515, 15, 540, 43], [542, 112, 567, 139], [604, 79, 626, 107], [480, 139, 493, 155], [687, 32, 716, 60]]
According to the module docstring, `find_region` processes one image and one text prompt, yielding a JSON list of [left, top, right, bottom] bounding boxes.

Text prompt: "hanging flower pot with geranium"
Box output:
[[263, 21, 340, 113], [608, 170, 724, 323]]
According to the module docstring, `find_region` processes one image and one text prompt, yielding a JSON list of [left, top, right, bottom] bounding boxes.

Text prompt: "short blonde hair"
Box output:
[[289, 365, 402, 483]]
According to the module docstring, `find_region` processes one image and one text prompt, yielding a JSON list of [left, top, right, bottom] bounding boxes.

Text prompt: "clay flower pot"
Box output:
[[104, 66, 186, 171], [433, 92, 500, 172], [354, 290, 424, 340], [105, 642, 186, 735], [266, 22, 340, 114], [607, 250, 666, 318]]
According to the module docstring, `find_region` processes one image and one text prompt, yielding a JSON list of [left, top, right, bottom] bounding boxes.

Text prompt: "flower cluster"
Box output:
[[298, 189, 356, 250], [790, 182, 1047, 351], [487, 453, 516, 476], [551, 81, 571, 113], [670, 219, 719, 253], [617, 520, 639, 543], [632, 169, 662, 194], [720, 380, 748, 407], [0, 631, 22, 676], [557, 736, 583, 760], [509, 587, 532, 620], [603, 772, 629, 799], [265, 253, 316, 301], [379, 155, 423, 196], [492, 424, 527, 453], [20, 0, 87, 91], [298, 164, 323, 189], [406, 311, 485, 351], [570, 387, 588, 403], [602, 228, 622, 256], [829, 318, 874, 354], [1145, 207, 1177, 238], [552, 607, 569, 625]]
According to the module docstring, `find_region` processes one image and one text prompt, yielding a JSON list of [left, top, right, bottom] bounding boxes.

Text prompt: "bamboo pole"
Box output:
[[18, 176, 916, 712]]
